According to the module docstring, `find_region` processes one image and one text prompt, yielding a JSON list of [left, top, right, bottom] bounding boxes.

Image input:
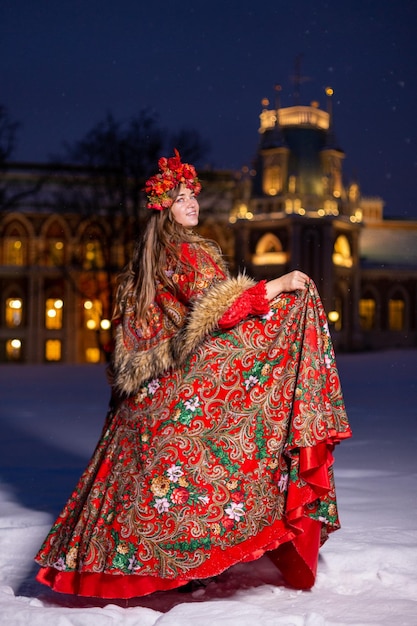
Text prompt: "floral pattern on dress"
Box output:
[[36, 281, 351, 596]]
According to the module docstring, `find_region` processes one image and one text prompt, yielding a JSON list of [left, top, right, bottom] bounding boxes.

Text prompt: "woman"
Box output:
[[35, 150, 351, 599]]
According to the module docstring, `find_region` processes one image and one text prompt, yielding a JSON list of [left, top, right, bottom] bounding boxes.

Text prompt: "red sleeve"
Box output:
[[218, 280, 270, 329]]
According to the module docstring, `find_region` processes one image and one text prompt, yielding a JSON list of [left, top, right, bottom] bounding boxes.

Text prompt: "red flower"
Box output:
[[231, 491, 244, 503], [222, 516, 235, 530], [171, 487, 189, 505], [144, 149, 201, 211]]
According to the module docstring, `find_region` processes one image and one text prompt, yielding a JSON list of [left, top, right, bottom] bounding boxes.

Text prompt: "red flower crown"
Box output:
[[144, 149, 202, 211]]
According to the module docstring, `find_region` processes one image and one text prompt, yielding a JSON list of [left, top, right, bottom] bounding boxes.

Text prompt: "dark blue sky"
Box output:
[[1, 0, 416, 218]]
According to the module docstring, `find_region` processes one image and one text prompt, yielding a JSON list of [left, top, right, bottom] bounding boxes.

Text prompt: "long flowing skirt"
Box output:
[[35, 283, 351, 598]]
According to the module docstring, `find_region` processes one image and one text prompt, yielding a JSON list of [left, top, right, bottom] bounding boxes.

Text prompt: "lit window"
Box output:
[[84, 240, 105, 269], [6, 338, 22, 361], [329, 297, 343, 331], [86, 347, 100, 363], [45, 298, 64, 329], [389, 299, 404, 331], [45, 340, 62, 361], [48, 240, 65, 266], [263, 166, 282, 196], [252, 233, 287, 266], [4, 238, 25, 265], [333, 235, 353, 268], [84, 300, 102, 330], [359, 299, 376, 330], [6, 298, 23, 327]]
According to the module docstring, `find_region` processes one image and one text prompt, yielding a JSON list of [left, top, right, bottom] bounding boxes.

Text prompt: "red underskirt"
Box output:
[[36, 440, 343, 599]]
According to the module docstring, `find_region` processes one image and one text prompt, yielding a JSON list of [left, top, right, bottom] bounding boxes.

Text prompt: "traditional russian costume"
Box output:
[[35, 241, 351, 598]]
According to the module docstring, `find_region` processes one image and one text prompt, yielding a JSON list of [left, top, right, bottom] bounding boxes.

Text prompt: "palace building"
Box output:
[[229, 89, 417, 352], [1, 91, 416, 363]]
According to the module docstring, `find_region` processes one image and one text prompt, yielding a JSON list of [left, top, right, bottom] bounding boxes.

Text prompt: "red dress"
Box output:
[[35, 242, 351, 598]]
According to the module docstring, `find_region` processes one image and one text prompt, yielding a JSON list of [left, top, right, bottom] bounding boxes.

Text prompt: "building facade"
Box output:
[[1, 93, 416, 363]]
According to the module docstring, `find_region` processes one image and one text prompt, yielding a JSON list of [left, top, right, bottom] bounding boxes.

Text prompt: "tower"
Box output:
[[231, 87, 362, 350]]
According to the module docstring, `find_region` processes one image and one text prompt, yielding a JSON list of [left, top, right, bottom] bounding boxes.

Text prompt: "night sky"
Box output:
[[1, 0, 416, 218]]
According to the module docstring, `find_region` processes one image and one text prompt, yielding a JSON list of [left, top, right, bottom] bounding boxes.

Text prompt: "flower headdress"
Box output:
[[144, 149, 201, 211]]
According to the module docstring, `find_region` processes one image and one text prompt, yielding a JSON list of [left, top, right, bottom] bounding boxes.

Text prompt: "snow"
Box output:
[[1, 350, 416, 625]]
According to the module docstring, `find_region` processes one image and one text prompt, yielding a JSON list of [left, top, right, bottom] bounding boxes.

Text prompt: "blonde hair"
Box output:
[[113, 189, 223, 323]]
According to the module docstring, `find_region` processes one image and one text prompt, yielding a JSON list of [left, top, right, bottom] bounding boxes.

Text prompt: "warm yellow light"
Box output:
[[84, 300, 93, 310], [325, 87, 334, 96], [86, 348, 100, 363], [54, 299, 63, 309], [55, 241, 64, 250], [318, 209, 325, 217], [11, 339, 21, 349], [328, 311, 339, 323], [47, 309, 57, 318], [86, 319, 97, 330], [13, 240, 22, 249], [100, 319, 111, 330], [45, 339, 61, 361], [9, 299, 22, 309]]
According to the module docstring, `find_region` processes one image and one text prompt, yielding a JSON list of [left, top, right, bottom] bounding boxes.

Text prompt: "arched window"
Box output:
[[252, 233, 287, 266], [3, 223, 29, 265], [387, 286, 408, 332], [81, 225, 106, 270], [333, 235, 353, 268], [43, 220, 66, 266], [388, 298, 405, 331], [359, 286, 380, 331], [359, 298, 376, 330]]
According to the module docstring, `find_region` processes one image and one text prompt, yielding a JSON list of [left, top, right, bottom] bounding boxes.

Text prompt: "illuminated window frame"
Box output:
[[5, 297, 23, 328], [83, 299, 102, 330], [6, 338, 23, 361], [252, 233, 288, 266], [4, 237, 25, 265], [45, 339, 62, 361], [359, 298, 376, 331], [388, 299, 405, 331], [45, 298, 64, 329], [83, 238, 105, 270]]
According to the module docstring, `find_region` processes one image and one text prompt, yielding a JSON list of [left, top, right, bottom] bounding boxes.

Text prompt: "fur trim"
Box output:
[[171, 274, 256, 362], [112, 324, 174, 397], [112, 273, 256, 397]]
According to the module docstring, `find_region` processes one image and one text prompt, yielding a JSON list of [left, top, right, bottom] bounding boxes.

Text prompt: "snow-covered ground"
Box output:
[[0, 349, 416, 625]]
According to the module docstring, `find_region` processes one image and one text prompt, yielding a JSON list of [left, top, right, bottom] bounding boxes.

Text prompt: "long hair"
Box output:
[[113, 190, 223, 323]]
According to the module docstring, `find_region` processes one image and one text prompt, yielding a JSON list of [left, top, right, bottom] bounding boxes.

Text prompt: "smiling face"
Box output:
[[170, 184, 199, 228]]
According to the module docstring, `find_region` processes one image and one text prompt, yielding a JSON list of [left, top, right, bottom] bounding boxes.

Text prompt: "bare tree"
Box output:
[[0, 105, 47, 213], [53, 109, 210, 355]]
